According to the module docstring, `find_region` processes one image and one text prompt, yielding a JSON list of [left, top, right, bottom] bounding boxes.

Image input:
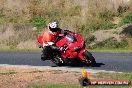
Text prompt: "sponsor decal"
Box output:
[[79, 68, 130, 87]]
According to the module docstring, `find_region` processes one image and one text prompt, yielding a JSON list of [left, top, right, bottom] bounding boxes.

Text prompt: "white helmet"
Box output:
[[48, 21, 58, 29]]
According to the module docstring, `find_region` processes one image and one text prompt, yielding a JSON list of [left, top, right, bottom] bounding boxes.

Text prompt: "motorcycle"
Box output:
[[37, 32, 96, 66]]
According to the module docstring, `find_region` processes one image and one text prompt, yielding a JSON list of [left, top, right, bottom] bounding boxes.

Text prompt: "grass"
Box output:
[[0, 71, 17, 75], [119, 12, 132, 26], [0, 48, 41, 52], [27, 84, 81, 88], [90, 48, 132, 53], [27, 72, 132, 88], [0, 48, 132, 53], [0, 1, 131, 53], [96, 72, 132, 80], [28, 85, 132, 88]]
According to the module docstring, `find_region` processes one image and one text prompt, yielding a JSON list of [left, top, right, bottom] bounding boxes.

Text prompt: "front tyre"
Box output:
[[83, 51, 96, 67], [52, 56, 64, 66]]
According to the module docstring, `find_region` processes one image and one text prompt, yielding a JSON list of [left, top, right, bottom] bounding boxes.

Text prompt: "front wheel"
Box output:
[[83, 51, 96, 67], [52, 56, 64, 66]]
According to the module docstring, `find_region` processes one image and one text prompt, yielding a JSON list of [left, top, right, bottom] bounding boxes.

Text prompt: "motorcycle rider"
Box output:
[[41, 21, 71, 61], [42, 21, 64, 47]]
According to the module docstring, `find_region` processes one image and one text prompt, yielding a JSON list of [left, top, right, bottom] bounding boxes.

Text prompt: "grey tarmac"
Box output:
[[0, 52, 132, 72]]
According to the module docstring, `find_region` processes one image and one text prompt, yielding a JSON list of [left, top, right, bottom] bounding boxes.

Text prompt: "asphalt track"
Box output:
[[0, 52, 132, 72]]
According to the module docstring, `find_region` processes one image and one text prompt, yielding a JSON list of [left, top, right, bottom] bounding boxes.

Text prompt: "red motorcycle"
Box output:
[[37, 32, 96, 66]]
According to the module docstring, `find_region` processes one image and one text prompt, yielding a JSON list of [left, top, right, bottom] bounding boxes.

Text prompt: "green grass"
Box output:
[[120, 12, 132, 25], [27, 84, 80, 88], [0, 71, 17, 75], [90, 48, 132, 53], [28, 72, 132, 88], [96, 72, 132, 80], [28, 84, 132, 88], [0, 1, 131, 52], [0, 48, 41, 52], [30, 17, 46, 29], [27, 84, 132, 88]]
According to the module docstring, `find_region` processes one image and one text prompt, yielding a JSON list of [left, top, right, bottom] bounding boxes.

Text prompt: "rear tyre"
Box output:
[[83, 51, 96, 67]]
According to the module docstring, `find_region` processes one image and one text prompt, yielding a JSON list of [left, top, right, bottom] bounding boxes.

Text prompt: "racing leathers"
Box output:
[[41, 28, 68, 60]]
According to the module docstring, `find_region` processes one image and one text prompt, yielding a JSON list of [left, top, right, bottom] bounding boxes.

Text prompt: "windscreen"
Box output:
[[66, 34, 77, 42]]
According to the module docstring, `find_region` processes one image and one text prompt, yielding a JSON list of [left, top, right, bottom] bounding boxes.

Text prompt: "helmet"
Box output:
[[48, 21, 59, 32], [49, 21, 58, 28]]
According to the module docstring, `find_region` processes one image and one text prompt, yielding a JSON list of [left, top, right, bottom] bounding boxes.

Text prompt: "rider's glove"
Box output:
[[43, 42, 54, 47], [64, 30, 71, 36]]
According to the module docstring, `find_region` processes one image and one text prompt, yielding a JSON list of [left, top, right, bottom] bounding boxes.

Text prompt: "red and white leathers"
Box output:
[[42, 29, 64, 47]]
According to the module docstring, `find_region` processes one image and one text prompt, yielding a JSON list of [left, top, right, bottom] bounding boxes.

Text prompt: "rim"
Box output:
[[83, 54, 93, 66]]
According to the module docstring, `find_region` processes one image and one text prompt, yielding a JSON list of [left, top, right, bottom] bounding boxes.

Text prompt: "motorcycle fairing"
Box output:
[[78, 48, 86, 60]]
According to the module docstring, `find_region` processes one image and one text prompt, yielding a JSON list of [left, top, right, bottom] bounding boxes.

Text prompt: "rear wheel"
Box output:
[[83, 51, 96, 66]]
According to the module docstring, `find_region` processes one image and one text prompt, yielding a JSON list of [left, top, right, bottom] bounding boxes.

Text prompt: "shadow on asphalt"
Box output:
[[94, 63, 105, 67], [51, 62, 105, 67]]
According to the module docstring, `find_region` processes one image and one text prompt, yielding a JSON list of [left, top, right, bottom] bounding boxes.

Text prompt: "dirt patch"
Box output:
[[92, 30, 119, 42], [91, 24, 132, 43], [91, 29, 125, 43], [0, 67, 84, 88], [111, 17, 121, 24]]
